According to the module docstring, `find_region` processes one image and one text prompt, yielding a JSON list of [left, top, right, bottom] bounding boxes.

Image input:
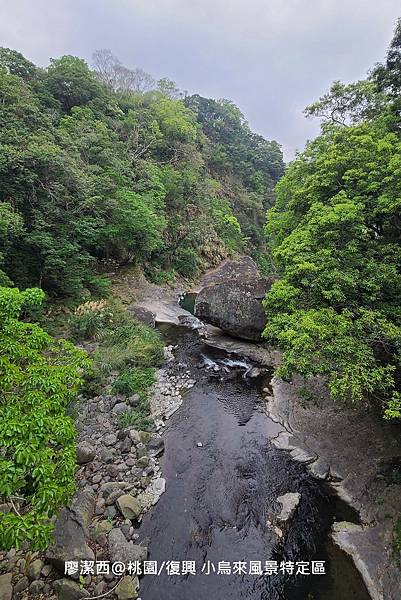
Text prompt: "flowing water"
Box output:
[[137, 326, 371, 600]]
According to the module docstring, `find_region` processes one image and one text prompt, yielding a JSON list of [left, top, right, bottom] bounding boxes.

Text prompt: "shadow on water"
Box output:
[[137, 325, 371, 600]]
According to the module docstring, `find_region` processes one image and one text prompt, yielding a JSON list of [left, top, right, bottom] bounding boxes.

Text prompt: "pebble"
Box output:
[[104, 434, 117, 447]]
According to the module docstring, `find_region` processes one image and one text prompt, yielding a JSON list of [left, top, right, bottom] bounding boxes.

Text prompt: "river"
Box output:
[[137, 324, 371, 600]]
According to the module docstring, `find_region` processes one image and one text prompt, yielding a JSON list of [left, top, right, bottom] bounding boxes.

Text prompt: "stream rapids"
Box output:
[[137, 324, 371, 600]]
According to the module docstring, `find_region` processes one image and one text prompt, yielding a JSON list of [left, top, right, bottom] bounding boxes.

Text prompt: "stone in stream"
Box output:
[[194, 278, 273, 341], [46, 490, 95, 576], [276, 492, 301, 523]]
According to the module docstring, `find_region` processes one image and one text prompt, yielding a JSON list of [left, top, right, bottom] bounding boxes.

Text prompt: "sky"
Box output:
[[0, 0, 400, 160]]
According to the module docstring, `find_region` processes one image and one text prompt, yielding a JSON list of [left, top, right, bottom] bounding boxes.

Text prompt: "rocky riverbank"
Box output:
[[264, 375, 401, 600], [0, 339, 196, 600]]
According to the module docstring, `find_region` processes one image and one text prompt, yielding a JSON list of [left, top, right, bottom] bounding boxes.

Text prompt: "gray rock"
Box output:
[[128, 429, 141, 443], [153, 478, 166, 496], [331, 522, 384, 600], [29, 580, 45, 595], [105, 506, 117, 519], [127, 305, 156, 328], [116, 495, 142, 519], [136, 443, 147, 458], [121, 437, 132, 454], [108, 464, 122, 478], [46, 490, 95, 575], [76, 442, 96, 465], [277, 492, 301, 522], [14, 576, 29, 593], [128, 395, 140, 407], [42, 564, 53, 577], [108, 529, 147, 563], [194, 278, 273, 341], [27, 558, 44, 580], [53, 578, 90, 600], [0, 573, 12, 600], [113, 402, 129, 415], [105, 489, 124, 506], [116, 575, 138, 600], [104, 433, 117, 446], [147, 435, 164, 457], [309, 458, 330, 480], [95, 497, 106, 515], [100, 448, 115, 463], [290, 446, 318, 465], [138, 431, 151, 444], [91, 519, 113, 542]]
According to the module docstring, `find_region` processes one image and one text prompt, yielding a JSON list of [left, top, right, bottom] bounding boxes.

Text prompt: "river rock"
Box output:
[[91, 519, 113, 542], [27, 558, 44, 580], [76, 441, 96, 464], [128, 394, 140, 407], [277, 492, 301, 522], [46, 490, 95, 575], [108, 529, 147, 563], [310, 458, 330, 480], [147, 434, 164, 457], [104, 433, 117, 447], [113, 402, 129, 415], [0, 573, 12, 600], [194, 279, 272, 341], [14, 576, 29, 593], [128, 429, 141, 443], [116, 575, 138, 600], [53, 578, 90, 600], [116, 495, 142, 519]]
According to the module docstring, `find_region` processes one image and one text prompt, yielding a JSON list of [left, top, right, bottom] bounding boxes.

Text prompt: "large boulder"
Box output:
[[194, 279, 272, 341], [46, 490, 95, 576]]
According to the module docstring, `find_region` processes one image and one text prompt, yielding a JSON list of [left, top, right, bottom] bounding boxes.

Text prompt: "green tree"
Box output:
[[45, 55, 103, 111], [0, 287, 89, 549], [264, 118, 401, 418]]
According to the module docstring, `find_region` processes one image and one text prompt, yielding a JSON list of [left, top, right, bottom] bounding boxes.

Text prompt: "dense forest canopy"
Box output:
[[263, 18, 401, 420], [0, 47, 284, 297]]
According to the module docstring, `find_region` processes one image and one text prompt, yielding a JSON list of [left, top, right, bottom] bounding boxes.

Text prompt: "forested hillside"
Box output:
[[0, 48, 283, 297], [0, 47, 283, 550], [263, 19, 401, 421]]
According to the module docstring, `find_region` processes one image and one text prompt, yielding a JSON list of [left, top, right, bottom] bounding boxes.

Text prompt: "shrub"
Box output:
[[0, 287, 89, 550], [69, 300, 113, 340], [112, 367, 156, 399], [173, 247, 199, 278], [93, 316, 164, 374], [118, 405, 153, 431]]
